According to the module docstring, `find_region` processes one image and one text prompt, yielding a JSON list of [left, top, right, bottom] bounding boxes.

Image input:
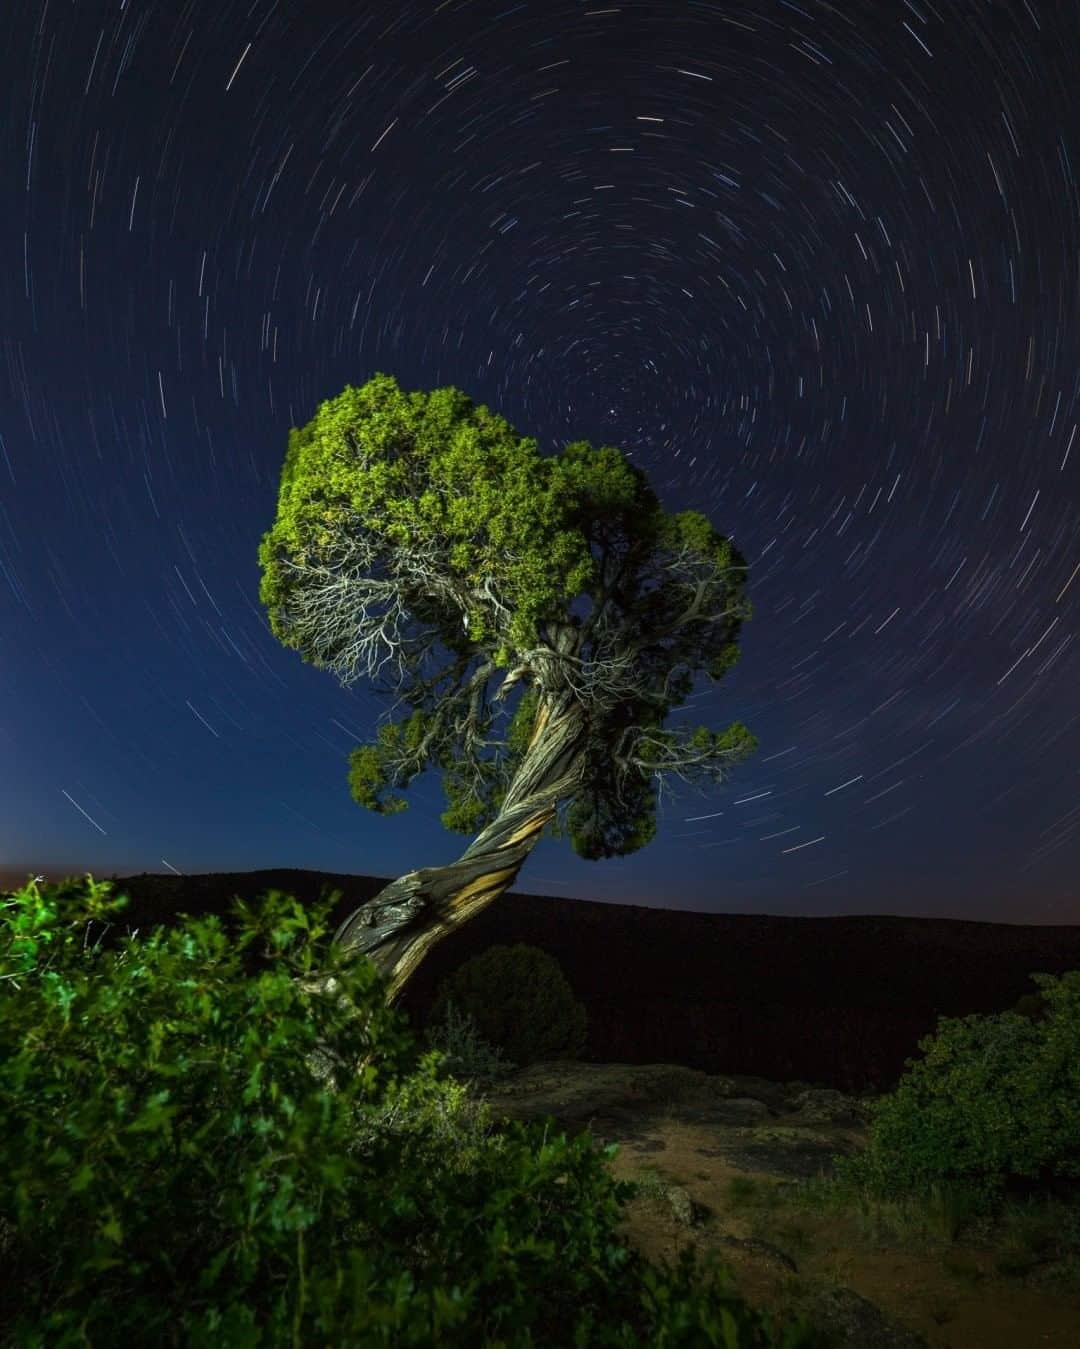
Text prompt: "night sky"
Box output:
[[2, 0, 1077, 924]]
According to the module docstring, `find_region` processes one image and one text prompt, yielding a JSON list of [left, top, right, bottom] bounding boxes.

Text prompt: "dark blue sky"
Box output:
[[2, 0, 1076, 923]]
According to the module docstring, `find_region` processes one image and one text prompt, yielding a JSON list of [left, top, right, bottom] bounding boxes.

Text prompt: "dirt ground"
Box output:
[[467, 1060, 1080, 1348]]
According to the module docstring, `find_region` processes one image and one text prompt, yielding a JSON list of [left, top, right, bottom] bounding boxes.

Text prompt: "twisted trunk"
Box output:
[[299, 690, 589, 1081]]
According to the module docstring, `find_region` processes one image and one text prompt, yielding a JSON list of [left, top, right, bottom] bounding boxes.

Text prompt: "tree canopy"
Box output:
[[259, 372, 755, 864]]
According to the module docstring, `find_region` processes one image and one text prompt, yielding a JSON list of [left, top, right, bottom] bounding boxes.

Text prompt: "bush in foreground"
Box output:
[[833, 970, 1080, 1212], [0, 875, 825, 1347]]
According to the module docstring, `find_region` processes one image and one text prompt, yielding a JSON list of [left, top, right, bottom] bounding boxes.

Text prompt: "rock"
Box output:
[[657, 1181, 715, 1229], [716, 1095, 774, 1123], [664, 1183, 695, 1226], [796, 1285, 932, 1348], [716, 1233, 798, 1274], [676, 1096, 775, 1126], [716, 1130, 858, 1180], [788, 1087, 868, 1127]]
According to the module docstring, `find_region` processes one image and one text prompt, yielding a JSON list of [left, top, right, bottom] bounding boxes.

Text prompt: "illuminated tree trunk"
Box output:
[[299, 691, 589, 1081]]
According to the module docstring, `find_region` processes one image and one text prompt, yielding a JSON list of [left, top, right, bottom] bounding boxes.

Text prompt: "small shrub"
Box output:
[[347, 1045, 515, 1178], [0, 875, 827, 1347], [426, 941, 588, 1070], [997, 1196, 1062, 1264], [420, 995, 519, 1089], [627, 1166, 670, 1203], [832, 971, 1080, 1213], [922, 1179, 987, 1243]]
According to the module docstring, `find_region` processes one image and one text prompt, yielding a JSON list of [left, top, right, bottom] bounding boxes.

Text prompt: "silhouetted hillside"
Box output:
[[24, 867, 1080, 1093]]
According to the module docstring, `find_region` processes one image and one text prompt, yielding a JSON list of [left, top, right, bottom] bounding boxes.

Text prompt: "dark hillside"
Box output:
[[31, 867, 1080, 1094]]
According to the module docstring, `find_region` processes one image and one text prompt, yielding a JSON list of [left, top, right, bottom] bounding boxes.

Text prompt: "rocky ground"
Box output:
[[464, 1060, 1080, 1348]]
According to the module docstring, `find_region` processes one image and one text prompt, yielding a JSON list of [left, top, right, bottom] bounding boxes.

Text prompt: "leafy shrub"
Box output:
[[426, 942, 588, 1071], [0, 874, 827, 1347], [834, 971, 1080, 1210], [420, 995, 520, 1087]]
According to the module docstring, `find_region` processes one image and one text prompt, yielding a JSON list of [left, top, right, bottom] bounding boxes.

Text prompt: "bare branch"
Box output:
[[612, 722, 751, 792], [272, 519, 489, 691], [275, 559, 424, 690]]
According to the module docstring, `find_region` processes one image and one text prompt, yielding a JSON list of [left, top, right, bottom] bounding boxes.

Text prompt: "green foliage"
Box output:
[[346, 712, 434, 815], [437, 747, 503, 836], [258, 374, 755, 858], [432, 686, 550, 839], [420, 996, 521, 1089], [687, 721, 757, 758], [345, 1021, 517, 1185], [833, 971, 1080, 1211], [427, 943, 588, 1071], [563, 769, 659, 861], [438, 780, 492, 836], [557, 715, 755, 862], [258, 373, 596, 659], [1, 874, 826, 1347]]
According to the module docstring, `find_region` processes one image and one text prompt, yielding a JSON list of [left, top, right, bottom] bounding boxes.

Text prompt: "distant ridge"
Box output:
[[4, 862, 1073, 927], [17, 865, 1076, 1094]]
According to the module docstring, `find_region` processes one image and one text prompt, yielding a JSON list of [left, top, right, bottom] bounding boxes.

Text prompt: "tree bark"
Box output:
[[298, 690, 589, 1083]]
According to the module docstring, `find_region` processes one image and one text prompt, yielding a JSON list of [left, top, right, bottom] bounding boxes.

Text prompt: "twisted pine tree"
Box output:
[[258, 372, 755, 1013]]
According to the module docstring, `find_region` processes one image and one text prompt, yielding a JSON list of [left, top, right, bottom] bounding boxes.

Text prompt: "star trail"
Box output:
[[1, 0, 1076, 922]]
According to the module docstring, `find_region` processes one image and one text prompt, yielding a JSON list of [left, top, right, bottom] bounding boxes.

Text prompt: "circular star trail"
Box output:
[[1, 0, 1077, 921]]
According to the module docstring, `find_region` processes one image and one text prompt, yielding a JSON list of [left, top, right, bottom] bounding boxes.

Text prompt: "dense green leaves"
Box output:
[[1, 874, 827, 1347], [833, 970, 1080, 1209], [259, 374, 596, 656], [258, 374, 756, 856]]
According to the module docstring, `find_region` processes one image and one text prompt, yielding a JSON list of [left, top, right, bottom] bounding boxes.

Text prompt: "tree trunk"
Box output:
[[298, 690, 589, 1084]]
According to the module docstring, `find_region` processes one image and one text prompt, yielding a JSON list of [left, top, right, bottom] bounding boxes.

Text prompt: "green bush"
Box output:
[[834, 971, 1080, 1210], [426, 942, 588, 1071], [421, 995, 520, 1088], [0, 874, 826, 1348]]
